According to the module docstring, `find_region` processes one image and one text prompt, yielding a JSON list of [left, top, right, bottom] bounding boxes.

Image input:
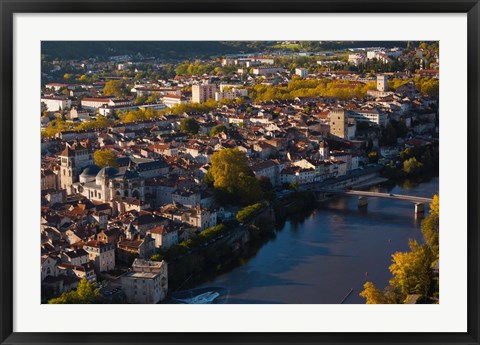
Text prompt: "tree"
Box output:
[[258, 176, 273, 193], [421, 195, 439, 256], [389, 240, 434, 298], [403, 157, 423, 175], [48, 279, 104, 304], [135, 94, 148, 105], [146, 92, 161, 103], [94, 149, 118, 168], [42, 119, 73, 137], [368, 151, 379, 164], [236, 174, 264, 205], [210, 124, 226, 137], [75, 116, 114, 131], [179, 117, 199, 135], [41, 102, 49, 117], [236, 202, 268, 223], [381, 123, 397, 146], [103, 80, 127, 98], [289, 181, 299, 191], [359, 282, 386, 304], [207, 148, 262, 205]]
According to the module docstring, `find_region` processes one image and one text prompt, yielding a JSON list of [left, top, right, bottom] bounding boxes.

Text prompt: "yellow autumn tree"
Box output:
[[359, 282, 386, 304], [389, 240, 434, 298], [421, 194, 439, 256], [206, 148, 262, 205], [94, 149, 118, 168]]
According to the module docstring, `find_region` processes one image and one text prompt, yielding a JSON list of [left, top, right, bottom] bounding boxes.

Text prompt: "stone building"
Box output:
[[73, 164, 145, 203], [83, 240, 115, 273], [59, 142, 94, 194], [121, 259, 168, 304]]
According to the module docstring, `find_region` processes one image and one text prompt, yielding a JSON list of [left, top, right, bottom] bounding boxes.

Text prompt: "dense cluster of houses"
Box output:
[[40, 47, 439, 304]]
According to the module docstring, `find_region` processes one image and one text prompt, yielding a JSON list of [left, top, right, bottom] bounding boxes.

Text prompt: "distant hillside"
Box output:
[[41, 41, 269, 61], [41, 40, 424, 61]]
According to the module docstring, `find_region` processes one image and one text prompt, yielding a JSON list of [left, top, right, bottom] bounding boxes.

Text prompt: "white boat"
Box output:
[[180, 291, 220, 304]]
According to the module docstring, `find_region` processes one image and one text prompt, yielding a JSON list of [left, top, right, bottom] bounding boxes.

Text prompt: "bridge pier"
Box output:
[[358, 196, 368, 208], [415, 203, 425, 215]]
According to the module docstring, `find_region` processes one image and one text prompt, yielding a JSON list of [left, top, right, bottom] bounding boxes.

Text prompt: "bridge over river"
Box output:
[[316, 189, 433, 203], [313, 189, 433, 214]]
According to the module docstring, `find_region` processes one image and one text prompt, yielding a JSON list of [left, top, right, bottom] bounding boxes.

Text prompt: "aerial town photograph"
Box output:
[[40, 41, 439, 304]]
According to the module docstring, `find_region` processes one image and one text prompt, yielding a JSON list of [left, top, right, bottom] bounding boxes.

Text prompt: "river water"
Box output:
[[196, 177, 439, 304]]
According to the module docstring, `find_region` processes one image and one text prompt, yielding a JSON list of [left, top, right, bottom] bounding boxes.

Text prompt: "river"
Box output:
[[194, 177, 439, 304]]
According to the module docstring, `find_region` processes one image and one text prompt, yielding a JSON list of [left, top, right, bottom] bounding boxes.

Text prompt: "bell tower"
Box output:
[[59, 146, 75, 193], [319, 140, 329, 160]]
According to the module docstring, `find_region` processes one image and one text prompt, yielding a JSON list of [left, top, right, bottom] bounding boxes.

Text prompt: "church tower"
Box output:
[[59, 142, 94, 194], [59, 146, 75, 193], [319, 140, 329, 161]]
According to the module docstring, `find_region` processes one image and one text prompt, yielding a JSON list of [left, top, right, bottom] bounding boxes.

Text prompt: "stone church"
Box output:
[[72, 163, 146, 203]]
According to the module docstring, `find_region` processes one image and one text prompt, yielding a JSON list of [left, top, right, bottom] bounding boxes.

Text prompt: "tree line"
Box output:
[[360, 195, 439, 304]]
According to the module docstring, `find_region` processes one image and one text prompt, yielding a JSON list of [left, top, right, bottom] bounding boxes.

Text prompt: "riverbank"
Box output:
[[352, 176, 389, 189], [165, 205, 277, 292], [165, 191, 318, 293], [191, 177, 439, 304], [165, 172, 435, 299], [165, 174, 390, 294]]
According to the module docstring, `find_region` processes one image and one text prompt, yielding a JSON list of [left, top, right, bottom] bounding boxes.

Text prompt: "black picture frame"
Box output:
[[1, 1, 479, 344]]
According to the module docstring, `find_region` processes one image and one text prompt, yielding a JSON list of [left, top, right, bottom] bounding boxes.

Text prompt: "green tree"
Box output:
[[207, 148, 262, 205], [146, 92, 161, 103], [289, 181, 299, 191], [94, 149, 118, 168], [179, 117, 199, 135], [48, 279, 104, 304], [210, 124, 226, 137], [381, 123, 397, 146], [135, 94, 148, 105], [236, 202, 268, 223]]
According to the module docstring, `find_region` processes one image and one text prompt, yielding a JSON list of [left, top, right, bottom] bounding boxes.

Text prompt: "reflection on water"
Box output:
[[193, 178, 439, 304]]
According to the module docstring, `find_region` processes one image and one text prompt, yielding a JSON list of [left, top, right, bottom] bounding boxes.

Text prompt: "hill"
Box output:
[[41, 41, 270, 61]]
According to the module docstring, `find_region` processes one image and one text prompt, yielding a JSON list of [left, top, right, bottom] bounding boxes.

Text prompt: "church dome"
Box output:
[[81, 165, 101, 176], [79, 165, 101, 183], [95, 166, 118, 185]]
